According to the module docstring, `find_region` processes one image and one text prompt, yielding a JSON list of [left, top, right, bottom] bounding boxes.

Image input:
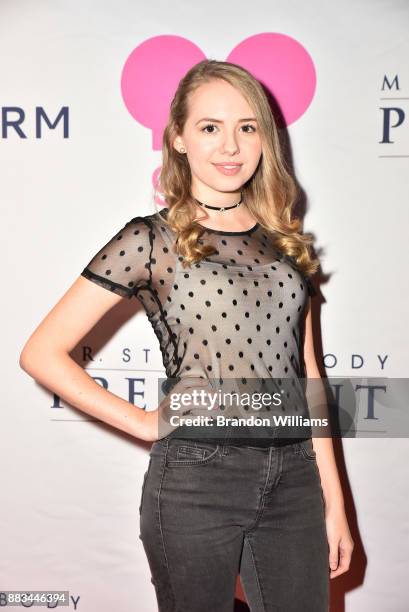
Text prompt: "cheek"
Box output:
[[187, 139, 218, 166], [245, 140, 262, 166], [245, 136, 262, 155], [196, 139, 218, 155], [186, 151, 214, 180]]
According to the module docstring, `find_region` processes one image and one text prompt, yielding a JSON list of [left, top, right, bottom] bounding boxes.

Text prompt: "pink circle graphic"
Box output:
[[121, 35, 206, 150], [227, 33, 316, 126]]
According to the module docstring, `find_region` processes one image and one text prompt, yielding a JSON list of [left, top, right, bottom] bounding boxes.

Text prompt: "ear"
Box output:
[[173, 136, 185, 153]]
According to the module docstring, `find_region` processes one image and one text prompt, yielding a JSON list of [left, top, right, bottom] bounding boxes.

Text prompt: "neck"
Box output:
[[194, 193, 242, 212], [191, 189, 242, 208]]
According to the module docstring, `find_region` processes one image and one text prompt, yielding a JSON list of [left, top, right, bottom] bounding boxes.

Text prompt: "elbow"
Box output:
[[19, 340, 44, 376], [19, 346, 35, 375], [19, 340, 68, 378]]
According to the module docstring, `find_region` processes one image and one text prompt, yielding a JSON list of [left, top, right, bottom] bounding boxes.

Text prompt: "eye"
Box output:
[[241, 124, 257, 133], [201, 123, 218, 133], [200, 123, 257, 134]]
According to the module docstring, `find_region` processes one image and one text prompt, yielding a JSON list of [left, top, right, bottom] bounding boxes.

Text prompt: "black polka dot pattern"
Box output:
[[80, 207, 316, 444]]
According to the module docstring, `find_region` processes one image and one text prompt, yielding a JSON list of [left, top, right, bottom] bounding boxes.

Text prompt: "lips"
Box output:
[[212, 163, 243, 176]]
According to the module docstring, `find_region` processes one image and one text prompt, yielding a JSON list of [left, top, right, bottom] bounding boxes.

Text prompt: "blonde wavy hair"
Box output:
[[155, 59, 319, 279]]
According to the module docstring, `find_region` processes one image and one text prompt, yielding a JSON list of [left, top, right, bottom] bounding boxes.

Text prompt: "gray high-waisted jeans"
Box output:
[[139, 436, 329, 612]]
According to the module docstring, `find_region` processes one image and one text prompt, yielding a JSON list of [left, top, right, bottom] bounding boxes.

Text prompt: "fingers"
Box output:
[[157, 377, 220, 436], [328, 539, 339, 573], [157, 376, 271, 437], [329, 539, 354, 578]]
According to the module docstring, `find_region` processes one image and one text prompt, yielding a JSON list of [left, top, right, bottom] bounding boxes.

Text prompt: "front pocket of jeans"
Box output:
[[177, 445, 206, 460], [166, 444, 220, 467], [298, 439, 317, 461]]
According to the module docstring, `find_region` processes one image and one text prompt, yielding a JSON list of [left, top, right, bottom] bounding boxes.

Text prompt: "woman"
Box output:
[[20, 59, 353, 611]]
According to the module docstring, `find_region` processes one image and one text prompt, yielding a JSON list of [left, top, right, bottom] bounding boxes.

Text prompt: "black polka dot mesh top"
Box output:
[[81, 207, 316, 446]]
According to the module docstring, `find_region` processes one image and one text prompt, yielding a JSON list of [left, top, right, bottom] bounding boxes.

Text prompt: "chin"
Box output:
[[212, 174, 246, 187], [192, 170, 247, 193]]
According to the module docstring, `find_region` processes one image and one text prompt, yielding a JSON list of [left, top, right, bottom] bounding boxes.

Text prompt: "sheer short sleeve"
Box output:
[[80, 216, 153, 299]]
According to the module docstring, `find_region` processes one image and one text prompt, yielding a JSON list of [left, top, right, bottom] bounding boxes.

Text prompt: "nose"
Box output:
[[221, 129, 240, 155]]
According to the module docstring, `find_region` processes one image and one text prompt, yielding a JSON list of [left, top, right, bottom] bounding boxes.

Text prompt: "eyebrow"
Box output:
[[195, 117, 258, 125]]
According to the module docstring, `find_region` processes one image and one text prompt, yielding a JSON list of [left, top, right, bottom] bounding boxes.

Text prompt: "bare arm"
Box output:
[[19, 275, 153, 441], [303, 299, 344, 509], [303, 297, 354, 578]]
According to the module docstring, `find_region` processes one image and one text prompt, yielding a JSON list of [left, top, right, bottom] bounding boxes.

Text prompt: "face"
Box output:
[[173, 79, 263, 202]]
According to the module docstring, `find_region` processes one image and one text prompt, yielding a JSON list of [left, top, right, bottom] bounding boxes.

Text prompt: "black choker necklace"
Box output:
[[193, 193, 243, 213]]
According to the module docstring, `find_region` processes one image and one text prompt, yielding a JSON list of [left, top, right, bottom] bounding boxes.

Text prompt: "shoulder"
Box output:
[[124, 208, 170, 231], [143, 208, 176, 245], [115, 210, 176, 258], [148, 207, 171, 228], [108, 210, 168, 240]]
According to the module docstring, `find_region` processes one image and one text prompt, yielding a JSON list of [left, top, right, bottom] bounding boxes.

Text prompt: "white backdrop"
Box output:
[[2, 1, 409, 610]]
